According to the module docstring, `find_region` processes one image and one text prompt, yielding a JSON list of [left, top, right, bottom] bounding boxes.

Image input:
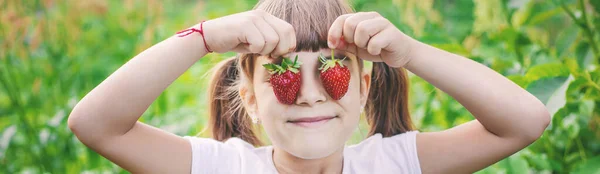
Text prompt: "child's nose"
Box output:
[[295, 70, 327, 106]]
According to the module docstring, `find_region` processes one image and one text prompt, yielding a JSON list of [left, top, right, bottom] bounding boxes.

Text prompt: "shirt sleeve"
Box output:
[[183, 136, 241, 174], [381, 131, 422, 174]]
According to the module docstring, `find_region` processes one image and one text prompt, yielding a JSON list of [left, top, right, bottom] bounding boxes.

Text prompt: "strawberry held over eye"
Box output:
[[319, 51, 350, 100], [263, 55, 302, 105]]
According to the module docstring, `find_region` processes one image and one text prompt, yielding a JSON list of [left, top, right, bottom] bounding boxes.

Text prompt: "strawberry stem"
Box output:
[[319, 50, 346, 72], [331, 49, 335, 60]]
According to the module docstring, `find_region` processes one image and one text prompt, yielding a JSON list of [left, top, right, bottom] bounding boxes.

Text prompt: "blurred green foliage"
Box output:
[[1, 0, 599, 173]]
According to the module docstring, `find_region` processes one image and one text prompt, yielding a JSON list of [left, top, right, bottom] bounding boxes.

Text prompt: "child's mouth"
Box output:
[[287, 116, 338, 128]]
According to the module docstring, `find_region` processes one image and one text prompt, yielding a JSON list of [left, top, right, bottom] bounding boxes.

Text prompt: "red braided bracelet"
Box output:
[[176, 21, 213, 53]]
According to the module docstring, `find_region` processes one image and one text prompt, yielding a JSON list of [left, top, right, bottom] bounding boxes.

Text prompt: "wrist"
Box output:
[[176, 21, 213, 53], [403, 38, 425, 71]]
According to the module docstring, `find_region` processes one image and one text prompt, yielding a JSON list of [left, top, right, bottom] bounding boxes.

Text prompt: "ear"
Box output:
[[240, 86, 258, 116], [360, 72, 371, 108]]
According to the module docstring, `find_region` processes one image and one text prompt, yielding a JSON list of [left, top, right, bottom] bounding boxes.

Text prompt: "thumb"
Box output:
[[336, 40, 360, 56]]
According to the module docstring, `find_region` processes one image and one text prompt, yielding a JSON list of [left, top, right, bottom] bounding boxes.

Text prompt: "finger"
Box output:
[[354, 17, 388, 49], [366, 28, 393, 55], [328, 14, 351, 49], [339, 40, 382, 62], [340, 42, 383, 62], [343, 12, 380, 45], [337, 47, 382, 63], [253, 17, 279, 56], [240, 20, 265, 53], [336, 38, 353, 53], [338, 37, 370, 60], [356, 47, 382, 62], [289, 25, 297, 51], [231, 44, 251, 53], [263, 14, 296, 57]]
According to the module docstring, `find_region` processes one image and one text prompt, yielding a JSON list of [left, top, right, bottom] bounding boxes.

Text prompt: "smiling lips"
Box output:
[[287, 116, 337, 128]]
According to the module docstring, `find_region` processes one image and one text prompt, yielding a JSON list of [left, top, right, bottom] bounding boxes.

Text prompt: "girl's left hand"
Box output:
[[328, 12, 416, 68]]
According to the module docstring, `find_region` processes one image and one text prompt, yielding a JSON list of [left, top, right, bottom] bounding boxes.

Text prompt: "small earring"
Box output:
[[360, 107, 365, 114], [250, 114, 258, 124]]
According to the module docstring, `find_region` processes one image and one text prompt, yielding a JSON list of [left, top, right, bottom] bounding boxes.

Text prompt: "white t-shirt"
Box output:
[[183, 131, 421, 174]]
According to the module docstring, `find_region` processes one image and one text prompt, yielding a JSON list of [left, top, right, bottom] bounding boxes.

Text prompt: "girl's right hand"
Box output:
[[203, 10, 297, 57]]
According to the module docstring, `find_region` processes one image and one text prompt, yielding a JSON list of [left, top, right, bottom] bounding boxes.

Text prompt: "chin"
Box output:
[[286, 141, 341, 159], [278, 132, 346, 159], [267, 116, 359, 159]]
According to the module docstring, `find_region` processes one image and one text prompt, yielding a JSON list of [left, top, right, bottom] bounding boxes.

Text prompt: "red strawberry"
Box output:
[[319, 51, 350, 100], [263, 55, 302, 105]]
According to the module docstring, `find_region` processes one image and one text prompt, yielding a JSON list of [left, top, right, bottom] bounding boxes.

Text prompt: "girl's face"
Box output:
[[243, 49, 370, 159]]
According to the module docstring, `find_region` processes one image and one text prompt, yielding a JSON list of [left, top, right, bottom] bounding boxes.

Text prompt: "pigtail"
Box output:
[[207, 56, 262, 146], [365, 62, 415, 137]]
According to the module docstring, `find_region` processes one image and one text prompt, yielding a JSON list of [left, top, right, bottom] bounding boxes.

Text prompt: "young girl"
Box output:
[[68, 0, 550, 173]]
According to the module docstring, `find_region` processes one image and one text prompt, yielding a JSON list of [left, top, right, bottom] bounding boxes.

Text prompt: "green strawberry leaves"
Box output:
[[263, 55, 301, 74], [319, 50, 346, 73]]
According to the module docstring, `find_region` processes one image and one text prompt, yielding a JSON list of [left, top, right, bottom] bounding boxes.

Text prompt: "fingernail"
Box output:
[[331, 39, 339, 48], [328, 41, 334, 49]]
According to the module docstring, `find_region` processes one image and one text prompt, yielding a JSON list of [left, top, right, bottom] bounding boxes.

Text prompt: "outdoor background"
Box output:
[[1, 0, 599, 173]]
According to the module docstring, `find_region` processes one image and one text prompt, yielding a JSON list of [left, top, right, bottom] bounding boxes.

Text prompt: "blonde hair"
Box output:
[[207, 0, 414, 146]]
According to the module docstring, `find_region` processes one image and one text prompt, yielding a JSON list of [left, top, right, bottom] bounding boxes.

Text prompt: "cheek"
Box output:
[[253, 84, 290, 147], [336, 76, 362, 143], [338, 72, 363, 112], [253, 83, 287, 121], [344, 78, 363, 129]]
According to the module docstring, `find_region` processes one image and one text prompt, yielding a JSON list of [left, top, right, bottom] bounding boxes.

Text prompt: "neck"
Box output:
[[272, 147, 344, 174], [273, 147, 344, 173]]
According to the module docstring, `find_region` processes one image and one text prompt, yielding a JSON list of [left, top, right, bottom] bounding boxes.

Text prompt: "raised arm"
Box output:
[[327, 12, 550, 173], [67, 26, 208, 173], [67, 10, 296, 173], [406, 41, 550, 173]]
